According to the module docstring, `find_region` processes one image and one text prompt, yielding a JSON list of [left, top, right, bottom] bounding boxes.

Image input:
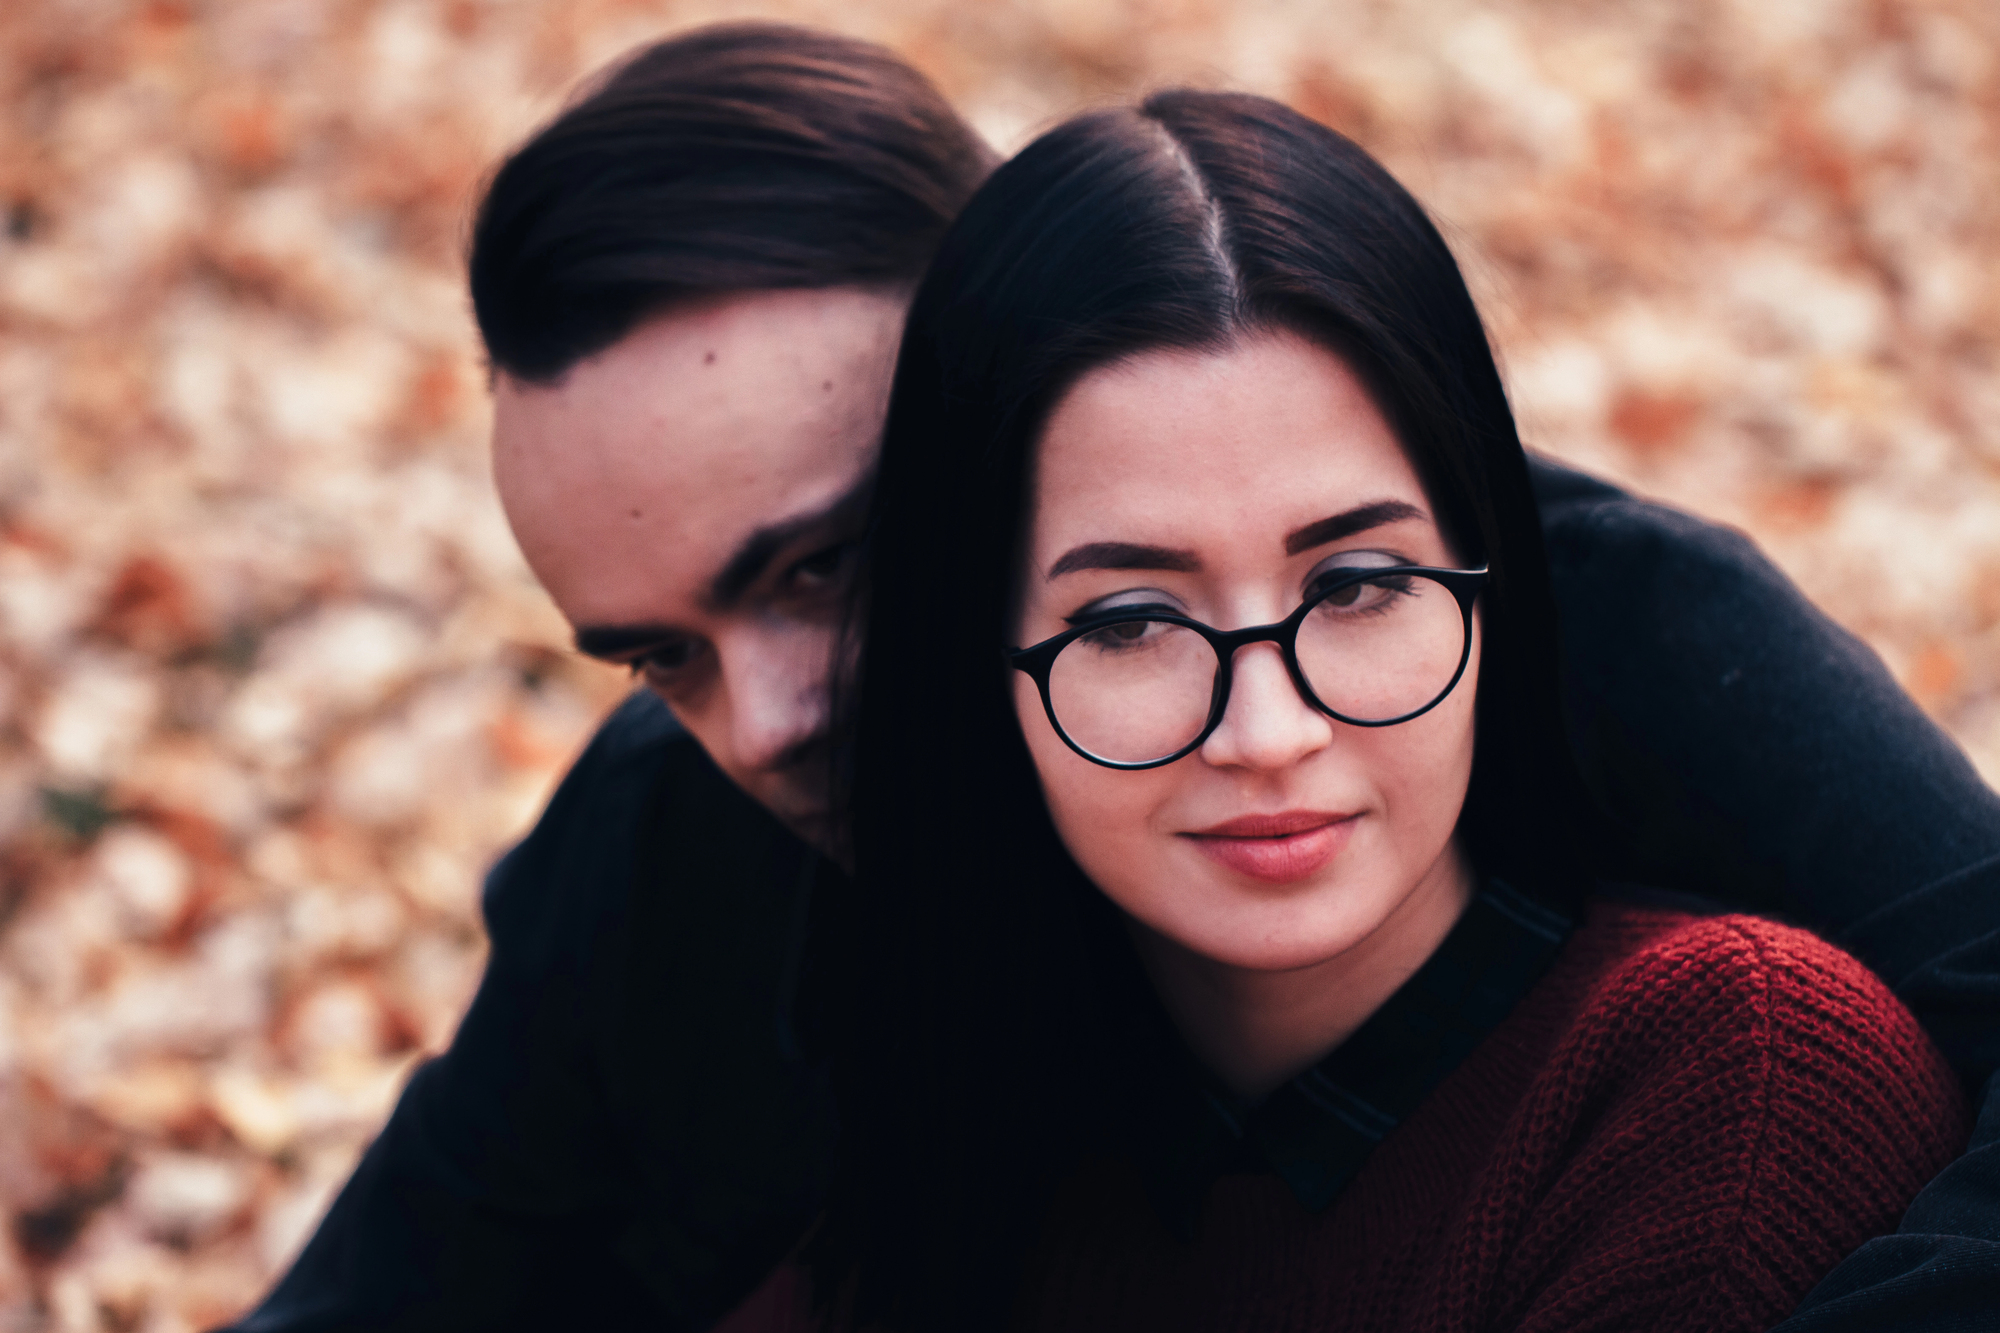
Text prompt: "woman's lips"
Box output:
[[1180, 810, 1357, 884]]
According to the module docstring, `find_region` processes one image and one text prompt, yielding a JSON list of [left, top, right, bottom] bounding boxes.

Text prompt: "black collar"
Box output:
[[1129, 879, 1574, 1240]]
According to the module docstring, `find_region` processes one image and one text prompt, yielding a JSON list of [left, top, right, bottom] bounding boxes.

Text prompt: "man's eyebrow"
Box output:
[[572, 472, 878, 658], [704, 469, 875, 611], [1283, 500, 1426, 556], [1047, 542, 1200, 579], [573, 623, 681, 661]]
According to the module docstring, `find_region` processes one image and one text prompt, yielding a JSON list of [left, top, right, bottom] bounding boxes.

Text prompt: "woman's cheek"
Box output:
[[1379, 677, 1478, 869], [1013, 673, 1080, 815], [1015, 699, 1167, 910], [1013, 672, 1097, 848]]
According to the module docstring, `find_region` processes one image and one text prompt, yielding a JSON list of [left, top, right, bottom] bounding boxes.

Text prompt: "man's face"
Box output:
[[492, 287, 905, 856]]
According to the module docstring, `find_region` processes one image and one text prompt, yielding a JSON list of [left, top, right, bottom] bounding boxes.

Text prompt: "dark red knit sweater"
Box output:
[[721, 903, 1969, 1332]]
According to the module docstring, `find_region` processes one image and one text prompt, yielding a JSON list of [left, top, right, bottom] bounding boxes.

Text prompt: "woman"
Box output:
[[725, 91, 1970, 1333]]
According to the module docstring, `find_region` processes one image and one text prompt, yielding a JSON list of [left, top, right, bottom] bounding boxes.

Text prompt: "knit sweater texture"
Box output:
[[720, 903, 1969, 1332]]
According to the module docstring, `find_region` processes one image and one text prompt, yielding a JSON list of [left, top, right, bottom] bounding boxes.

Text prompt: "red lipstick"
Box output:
[[1180, 809, 1356, 884]]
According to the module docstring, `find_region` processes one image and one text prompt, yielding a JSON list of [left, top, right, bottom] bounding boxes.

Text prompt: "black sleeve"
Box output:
[[214, 692, 687, 1333], [1531, 454, 2000, 1327]]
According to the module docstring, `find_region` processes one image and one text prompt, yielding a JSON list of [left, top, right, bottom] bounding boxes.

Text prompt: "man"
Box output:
[[224, 21, 2000, 1333]]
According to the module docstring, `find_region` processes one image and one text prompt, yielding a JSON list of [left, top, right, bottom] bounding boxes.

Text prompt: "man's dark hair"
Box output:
[[468, 22, 997, 382], [811, 89, 1594, 1331]]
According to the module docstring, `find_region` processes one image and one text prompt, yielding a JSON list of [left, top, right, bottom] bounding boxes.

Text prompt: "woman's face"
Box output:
[[1011, 329, 1479, 974]]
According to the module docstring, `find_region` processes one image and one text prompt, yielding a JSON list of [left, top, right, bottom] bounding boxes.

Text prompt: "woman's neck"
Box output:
[[1128, 842, 1477, 1100]]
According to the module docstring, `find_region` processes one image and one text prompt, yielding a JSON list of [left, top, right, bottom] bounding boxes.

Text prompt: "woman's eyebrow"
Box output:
[[1047, 542, 1200, 579], [1283, 500, 1426, 555], [1043, 499, 1423, 579]]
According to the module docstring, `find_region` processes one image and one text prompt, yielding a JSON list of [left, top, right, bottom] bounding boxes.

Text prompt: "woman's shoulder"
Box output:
[[1574, 901, 1922, 1038], [1541, 900, 1971, 1234], [1575, 899, 1874, 989], [1458, 901, 1970, 1331], [1564, 903, 1969, 1275], [1561, 901, 1956, 1082]]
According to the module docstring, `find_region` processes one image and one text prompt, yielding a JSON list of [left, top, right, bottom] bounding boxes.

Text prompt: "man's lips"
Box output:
[[1179, 809, 1358, 884]]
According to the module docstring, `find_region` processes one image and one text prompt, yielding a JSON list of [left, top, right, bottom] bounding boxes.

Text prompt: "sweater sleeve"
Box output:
[[1502, 915, 1968, 1333], [1775, 1070, 2000, 1332]]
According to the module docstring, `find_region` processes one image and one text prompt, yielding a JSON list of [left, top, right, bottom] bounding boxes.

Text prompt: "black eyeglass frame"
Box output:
[[1007, 564, 1489, 771]]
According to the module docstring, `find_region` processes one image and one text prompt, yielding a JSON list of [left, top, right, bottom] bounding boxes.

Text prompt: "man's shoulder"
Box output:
[[1527, 452, 1768, 584], [582, 686, 693, 768], [479, 690, 751, 963], [1526, 451, 1628, 510]]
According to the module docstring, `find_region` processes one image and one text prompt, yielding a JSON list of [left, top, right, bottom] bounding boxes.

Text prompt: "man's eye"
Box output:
[[631, 640, 701, 680], [787, 542, 856, 589]]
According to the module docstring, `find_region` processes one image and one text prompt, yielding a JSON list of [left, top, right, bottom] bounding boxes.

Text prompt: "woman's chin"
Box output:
[[1171, 926, 1374, 975], [1138, 874, 1386, 974]]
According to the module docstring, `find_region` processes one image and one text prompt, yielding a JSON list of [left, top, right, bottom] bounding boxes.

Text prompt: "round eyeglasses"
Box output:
[[1007, 564, 1488, 770]]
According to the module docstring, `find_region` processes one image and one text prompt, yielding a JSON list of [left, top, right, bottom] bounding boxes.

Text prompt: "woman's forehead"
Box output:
[[1027, 332, 1431, 556]]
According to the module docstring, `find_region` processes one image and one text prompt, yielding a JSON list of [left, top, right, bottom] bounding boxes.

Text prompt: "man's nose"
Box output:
[[720, 627, 832, 773], [1198, 640, 1335, 772]]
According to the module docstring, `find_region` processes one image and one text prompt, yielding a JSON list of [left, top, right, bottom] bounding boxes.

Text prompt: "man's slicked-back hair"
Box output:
[[468, 21, 997, 382]]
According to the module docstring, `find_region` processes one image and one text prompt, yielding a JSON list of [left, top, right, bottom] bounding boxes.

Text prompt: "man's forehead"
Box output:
[[497, 376, 870, 524], [496, 294, 896, 482], [490, 286, 900, 629], [494, 397, 872, 623], [567, 464, 875, 657]]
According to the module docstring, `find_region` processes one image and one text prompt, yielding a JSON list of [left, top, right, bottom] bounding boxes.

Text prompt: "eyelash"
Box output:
[[630, 641, 700, 680], [1307, 549, 1405, 585], [1067, 595, 1180, 626], [1065, 551, 1408, 622], [785, 541, 857, 590]]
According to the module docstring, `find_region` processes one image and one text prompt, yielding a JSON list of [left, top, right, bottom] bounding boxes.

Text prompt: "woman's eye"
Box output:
[[1078, 618, 1167, 651], [1314, 574, 1411, 614]]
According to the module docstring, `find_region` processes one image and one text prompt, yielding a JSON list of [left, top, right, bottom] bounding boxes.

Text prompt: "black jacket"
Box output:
[[224, 458, 2000, 1330]]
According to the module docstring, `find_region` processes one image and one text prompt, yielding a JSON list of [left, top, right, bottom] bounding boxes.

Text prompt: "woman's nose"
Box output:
[[1197, 640, 1335, 772]]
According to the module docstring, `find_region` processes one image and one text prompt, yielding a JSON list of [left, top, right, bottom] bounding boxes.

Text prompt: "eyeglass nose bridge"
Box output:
[[1189, 602, 1338, 751]]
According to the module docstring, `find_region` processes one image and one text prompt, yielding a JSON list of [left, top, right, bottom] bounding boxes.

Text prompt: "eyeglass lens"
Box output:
[[1043, 572, 1467, 765]]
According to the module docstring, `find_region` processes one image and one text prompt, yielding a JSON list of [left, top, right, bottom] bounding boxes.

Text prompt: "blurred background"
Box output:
[[0, 0, 1994, 1327]]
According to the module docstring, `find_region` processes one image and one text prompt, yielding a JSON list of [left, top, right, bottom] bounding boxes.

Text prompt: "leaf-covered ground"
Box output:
[[1, 1, 1995, 1327]]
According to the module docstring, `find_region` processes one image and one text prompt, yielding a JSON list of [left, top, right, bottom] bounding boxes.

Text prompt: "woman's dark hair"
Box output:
[[810, 90, 1592, 1330], [468, 21, 997, 382]]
